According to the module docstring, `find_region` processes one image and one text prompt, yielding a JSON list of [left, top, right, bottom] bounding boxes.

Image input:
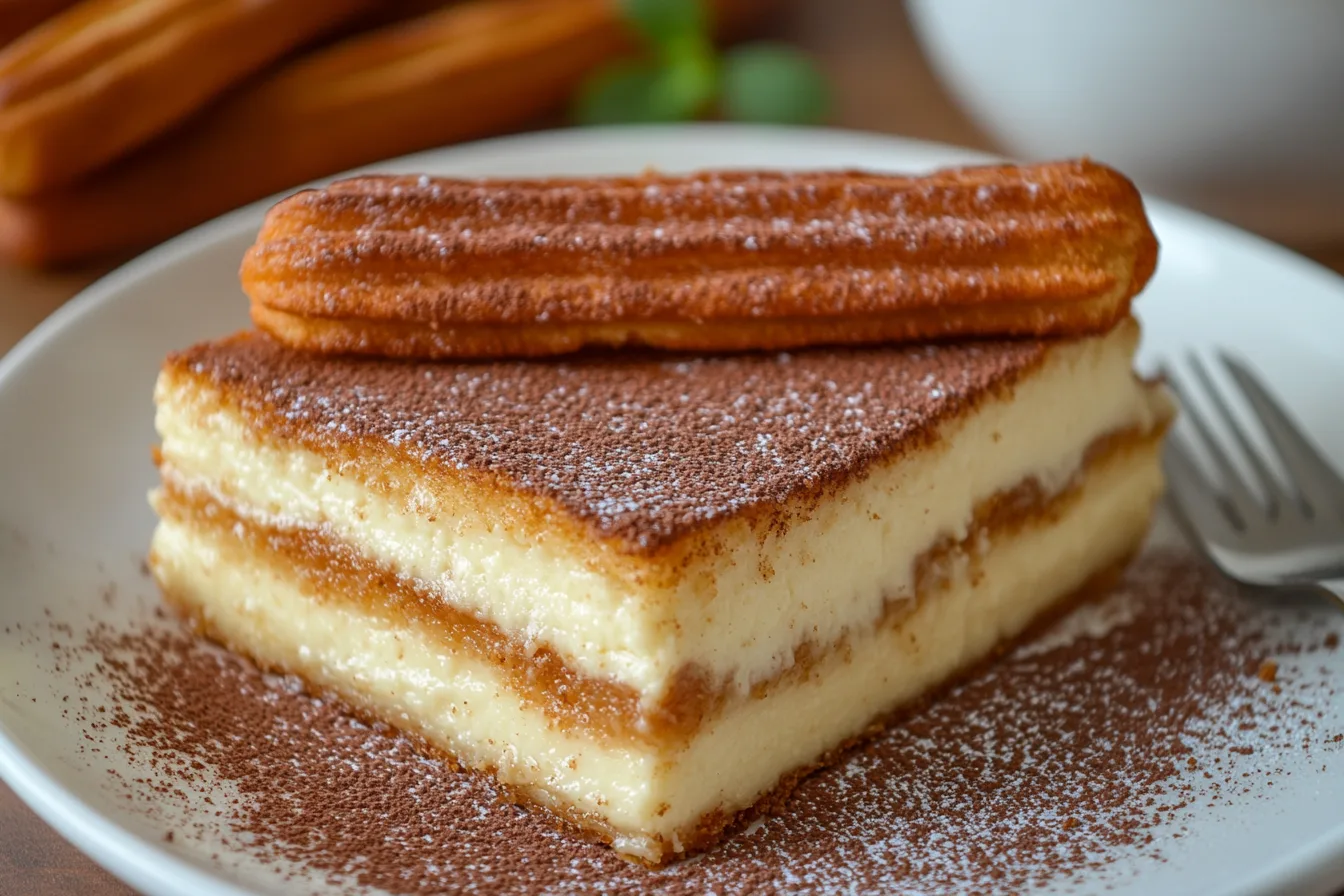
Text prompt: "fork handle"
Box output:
[[1317, 578, 1344, 609]]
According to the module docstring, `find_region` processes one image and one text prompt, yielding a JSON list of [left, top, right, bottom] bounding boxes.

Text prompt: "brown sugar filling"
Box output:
[[153, 424, 1161, 747]]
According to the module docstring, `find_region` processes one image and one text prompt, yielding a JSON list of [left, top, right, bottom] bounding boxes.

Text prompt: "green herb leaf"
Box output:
[[655, 45, 719, 119], [620, 0, 705, 49], [719, 43, 830, 125], [573, 61, 668, 125], [572, 54, 717, 125]]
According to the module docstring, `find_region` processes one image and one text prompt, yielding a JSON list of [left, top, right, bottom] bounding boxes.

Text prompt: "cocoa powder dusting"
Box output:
[[172, 331, 1048, 552], [41, 549, 1344, 894]]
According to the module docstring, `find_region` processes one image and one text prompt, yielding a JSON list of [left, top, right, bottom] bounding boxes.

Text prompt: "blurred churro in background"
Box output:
[[0, 0, 780, 267], [0, 0, 378, 196], [0, 0, 78, 47]]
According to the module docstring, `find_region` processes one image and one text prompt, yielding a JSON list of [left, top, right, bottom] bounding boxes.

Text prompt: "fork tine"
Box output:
[[1162, 433, 1244, 542], [1220, 354, 1344, 513], [1187, 353, 1291, 516], [1162, 362, 1265, 521]]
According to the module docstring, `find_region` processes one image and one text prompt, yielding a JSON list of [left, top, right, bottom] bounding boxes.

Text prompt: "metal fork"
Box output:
[[1161, 352, 1344, 606]]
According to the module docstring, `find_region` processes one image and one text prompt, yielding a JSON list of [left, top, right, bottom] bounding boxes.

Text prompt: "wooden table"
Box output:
[[1, 2, 1341, 892]]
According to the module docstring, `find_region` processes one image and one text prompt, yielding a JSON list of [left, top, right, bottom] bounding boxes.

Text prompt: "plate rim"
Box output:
[[2, 122, 1344, 896]]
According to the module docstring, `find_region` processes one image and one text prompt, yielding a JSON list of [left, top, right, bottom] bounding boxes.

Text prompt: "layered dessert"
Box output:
[[149, 318, 1170, 864], [149, 158, 1170, 864]]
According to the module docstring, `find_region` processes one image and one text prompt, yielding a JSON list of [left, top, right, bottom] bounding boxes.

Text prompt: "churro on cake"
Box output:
[[241, 159, 1158, 359]]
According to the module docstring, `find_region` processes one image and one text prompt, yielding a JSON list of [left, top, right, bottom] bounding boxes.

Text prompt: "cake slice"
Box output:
[[148, 318, 1170, 864]]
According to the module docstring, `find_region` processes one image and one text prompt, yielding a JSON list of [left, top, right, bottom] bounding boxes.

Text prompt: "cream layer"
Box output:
[[149, 438, 1163, 863], [154, 323, 1166, 699]]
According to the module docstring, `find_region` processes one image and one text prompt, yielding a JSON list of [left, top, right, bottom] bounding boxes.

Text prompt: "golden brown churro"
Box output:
[[0, 0, 378, 196], [241, 159, 1158, 359]]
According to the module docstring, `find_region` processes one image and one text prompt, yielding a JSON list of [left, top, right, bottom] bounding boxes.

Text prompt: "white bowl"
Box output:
[[906, 0, 1344, 243]]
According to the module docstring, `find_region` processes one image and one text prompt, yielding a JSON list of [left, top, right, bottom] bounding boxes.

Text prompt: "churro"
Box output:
[[242, 159, 1159, 359], [0, 0, 78, 48], [0, 0, 378, 196]]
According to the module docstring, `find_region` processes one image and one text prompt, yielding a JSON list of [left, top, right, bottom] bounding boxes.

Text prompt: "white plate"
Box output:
[[2, 125, 1344, 896]]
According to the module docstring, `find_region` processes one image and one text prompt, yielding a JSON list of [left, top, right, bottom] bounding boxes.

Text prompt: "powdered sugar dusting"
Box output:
[[1012, 588, 1140, 659]]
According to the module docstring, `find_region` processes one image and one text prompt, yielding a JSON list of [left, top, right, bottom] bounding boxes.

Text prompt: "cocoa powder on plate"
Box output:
[[40, 549, 1344, 894]]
